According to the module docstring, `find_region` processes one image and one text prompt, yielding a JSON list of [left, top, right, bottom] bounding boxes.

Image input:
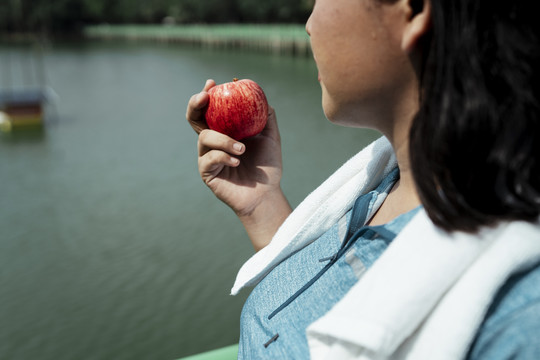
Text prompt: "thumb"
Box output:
[[261, 106, 281, 142]]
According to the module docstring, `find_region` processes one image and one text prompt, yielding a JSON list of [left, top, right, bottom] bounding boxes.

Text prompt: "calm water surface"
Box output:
[[0, 41, 380, 359]]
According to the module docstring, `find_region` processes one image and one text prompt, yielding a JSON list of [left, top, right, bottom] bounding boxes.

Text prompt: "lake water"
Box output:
[[0, 40, 380, 359]]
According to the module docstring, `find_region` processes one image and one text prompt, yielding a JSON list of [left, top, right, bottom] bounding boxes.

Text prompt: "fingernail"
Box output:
[[233, 143, 244, 152], [230, 157, 240, 165]]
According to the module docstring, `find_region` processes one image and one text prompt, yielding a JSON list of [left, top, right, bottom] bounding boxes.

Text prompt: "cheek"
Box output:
[[315, 40, 358, 94], [321, 33, 403, 103], [319, 49, 367, 108]]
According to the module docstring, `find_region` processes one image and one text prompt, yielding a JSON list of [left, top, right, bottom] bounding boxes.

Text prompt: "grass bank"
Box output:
[[84, 24, 311, 56]]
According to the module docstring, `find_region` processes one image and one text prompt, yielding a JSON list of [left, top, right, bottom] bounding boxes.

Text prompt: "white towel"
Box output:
[[393, 218, 540, 359]]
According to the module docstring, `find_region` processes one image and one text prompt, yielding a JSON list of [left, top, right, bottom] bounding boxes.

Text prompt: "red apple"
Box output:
[[205, 78, 268, 141]]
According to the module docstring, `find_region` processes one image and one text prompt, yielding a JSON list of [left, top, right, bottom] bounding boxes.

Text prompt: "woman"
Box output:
[[186, 0, 540, 358]]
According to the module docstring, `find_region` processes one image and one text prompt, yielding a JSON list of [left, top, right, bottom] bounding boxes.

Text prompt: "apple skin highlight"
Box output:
[[205, 79, 268, 141]]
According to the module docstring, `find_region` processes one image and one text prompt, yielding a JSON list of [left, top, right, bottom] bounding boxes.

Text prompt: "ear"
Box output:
[[401, 0, 432, 53]]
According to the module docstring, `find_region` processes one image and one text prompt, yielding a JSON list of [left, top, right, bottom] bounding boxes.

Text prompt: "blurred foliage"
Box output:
[[0, 0, 315, 34]]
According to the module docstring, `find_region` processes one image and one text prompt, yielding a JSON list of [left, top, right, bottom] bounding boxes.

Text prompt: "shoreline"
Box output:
[[83, 24, 312, 56]]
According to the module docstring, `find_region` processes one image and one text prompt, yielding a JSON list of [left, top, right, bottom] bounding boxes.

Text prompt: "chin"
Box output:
[[322, 98, 352, 127], [321, 92, 339, 123], [321, 87, 353, 126], [322, 90, 385, 130]]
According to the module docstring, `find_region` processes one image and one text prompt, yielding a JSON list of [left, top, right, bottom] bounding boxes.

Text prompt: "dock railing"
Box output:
[[176, 344, 238, 360], [84, 24, 311, 56]]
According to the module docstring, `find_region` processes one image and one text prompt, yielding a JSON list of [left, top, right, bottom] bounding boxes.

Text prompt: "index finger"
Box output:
[[186, 79, 216, 134]]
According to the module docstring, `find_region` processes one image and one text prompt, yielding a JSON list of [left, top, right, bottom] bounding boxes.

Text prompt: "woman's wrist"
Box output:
[[237, 187, 292, 252]]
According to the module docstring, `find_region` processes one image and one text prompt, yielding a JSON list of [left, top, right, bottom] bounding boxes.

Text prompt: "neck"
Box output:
[[384, 77, 421, 206], [367, 132, 421, 226], [367, 103, 422, 226], [392, 136, 419, 204]]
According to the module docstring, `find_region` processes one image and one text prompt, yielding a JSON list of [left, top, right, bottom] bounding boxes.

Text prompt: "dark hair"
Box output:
[[410, 0, 540, 232]]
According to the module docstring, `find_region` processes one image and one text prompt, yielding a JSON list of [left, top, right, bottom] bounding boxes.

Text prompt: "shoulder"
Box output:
[[467, 261, 540, 360]]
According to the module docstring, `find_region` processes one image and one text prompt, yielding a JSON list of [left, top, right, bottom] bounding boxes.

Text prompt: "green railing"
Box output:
[[177, 344, 238, 360], [84, 24, 311, 56]]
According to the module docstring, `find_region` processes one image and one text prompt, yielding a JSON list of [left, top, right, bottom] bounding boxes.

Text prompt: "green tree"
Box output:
[[0, 0, 315, 34]]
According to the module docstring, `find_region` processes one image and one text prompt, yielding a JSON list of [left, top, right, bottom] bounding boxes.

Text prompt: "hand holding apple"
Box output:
[[187, 79, 291, 250], [205, 78, 268, 141]]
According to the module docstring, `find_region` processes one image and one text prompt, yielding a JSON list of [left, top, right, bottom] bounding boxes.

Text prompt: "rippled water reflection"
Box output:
[[0, 41, 380, 359]]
